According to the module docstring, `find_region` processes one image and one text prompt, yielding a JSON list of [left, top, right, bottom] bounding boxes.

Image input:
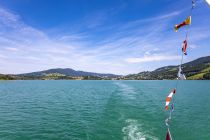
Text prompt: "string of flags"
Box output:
[[164, 0, 210, 139], [163, 1, 210, 139], [164, 1, 195, 139]]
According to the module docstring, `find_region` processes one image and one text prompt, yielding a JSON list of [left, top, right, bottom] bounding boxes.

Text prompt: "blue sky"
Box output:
[[0, 0, 210, 75]]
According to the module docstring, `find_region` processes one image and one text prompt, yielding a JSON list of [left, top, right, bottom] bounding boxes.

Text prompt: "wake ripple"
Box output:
[[114, 82, 137, 99], [122, 119, 158, 140]]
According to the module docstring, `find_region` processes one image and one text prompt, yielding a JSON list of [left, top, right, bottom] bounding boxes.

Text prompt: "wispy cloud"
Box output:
[[4, 47, 19, 52], [125, 55, 180, 63], [123, 11, 181, 27], [0, 3, 210, 75], [0, 8, 21, 28]]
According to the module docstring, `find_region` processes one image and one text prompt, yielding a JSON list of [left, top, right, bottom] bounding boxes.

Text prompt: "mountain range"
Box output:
[[9, 68, 121, 80], [0, 56, 210, 80]]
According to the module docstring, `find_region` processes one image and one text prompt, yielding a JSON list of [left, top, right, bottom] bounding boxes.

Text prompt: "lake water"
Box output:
[[0, 80, 209, 140]]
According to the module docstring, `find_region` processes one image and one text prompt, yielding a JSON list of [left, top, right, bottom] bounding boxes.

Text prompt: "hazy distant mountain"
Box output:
[[17, 68, 120, 79], [0, 56, 210, 80], [125, 56, 210, 80]]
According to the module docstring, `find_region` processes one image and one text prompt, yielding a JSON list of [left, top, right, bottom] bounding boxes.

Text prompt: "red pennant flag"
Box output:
[[166, 128, 172, 140], [174, 16, 191, 32], [182, 40, 188, 55]]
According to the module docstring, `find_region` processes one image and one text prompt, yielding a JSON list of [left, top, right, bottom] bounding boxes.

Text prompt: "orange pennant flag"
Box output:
[[174, 16, 191, 32]]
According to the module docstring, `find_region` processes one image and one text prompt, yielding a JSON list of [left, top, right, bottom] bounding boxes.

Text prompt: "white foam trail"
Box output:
[[114, 82, 136, 99], [122, 119, 158, 140]]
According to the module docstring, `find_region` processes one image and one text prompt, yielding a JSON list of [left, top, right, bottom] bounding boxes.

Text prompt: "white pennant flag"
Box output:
[[205, 0, 210, 6], [177, 66, 186, 80]]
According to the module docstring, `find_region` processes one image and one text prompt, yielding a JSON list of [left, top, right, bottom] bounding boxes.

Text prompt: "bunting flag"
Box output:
[[166, 128, 172, 140], [205, 0, 210, 6], [174, 16, 191, 32], [171, 103, 174, 112], [178, 66, 186, 80], [182, 40, 188, 55], [165, 89, 176, 110]]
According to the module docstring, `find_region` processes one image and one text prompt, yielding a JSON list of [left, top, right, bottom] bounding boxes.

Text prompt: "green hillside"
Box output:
[[0, 74, 14, 80], [0, 56, 210, 80], [125, 56, 210, 80]]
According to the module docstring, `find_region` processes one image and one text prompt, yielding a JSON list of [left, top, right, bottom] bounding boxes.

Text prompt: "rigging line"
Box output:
[[165, 0, 196, 128], [185, 0, 195, 40], [177, 0, 195, 88], [168, 43, 184, 125], [175, 0, 196, 96]]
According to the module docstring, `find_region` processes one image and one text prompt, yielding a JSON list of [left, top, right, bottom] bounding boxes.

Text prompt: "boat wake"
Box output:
[[122, 119, 158, 140], [114, 82, 137, 99]]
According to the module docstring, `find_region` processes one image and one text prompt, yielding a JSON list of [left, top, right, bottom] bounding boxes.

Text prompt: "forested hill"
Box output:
[[0, 68, 120, 80], [18, 68, 120, 78], [125, 56, 210, 80], [0, 56, 210, 80]]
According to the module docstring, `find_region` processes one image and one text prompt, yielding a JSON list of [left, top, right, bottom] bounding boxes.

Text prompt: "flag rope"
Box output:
[[164, 1, 197, 139]]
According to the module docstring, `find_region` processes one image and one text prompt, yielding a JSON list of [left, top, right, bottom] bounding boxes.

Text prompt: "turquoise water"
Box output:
[[0, 80, 209, 140]]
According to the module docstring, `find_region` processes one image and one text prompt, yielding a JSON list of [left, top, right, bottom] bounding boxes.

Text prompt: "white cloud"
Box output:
[[125, 55, 180, 63], [4, 47, 19, 52], [0, 8, 21, 28], [0, 5, 209, 75], [189, 44, 198, 49]]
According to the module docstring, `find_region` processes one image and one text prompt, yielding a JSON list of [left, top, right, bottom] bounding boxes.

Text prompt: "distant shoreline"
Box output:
[[1, 56, 210, 80]]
